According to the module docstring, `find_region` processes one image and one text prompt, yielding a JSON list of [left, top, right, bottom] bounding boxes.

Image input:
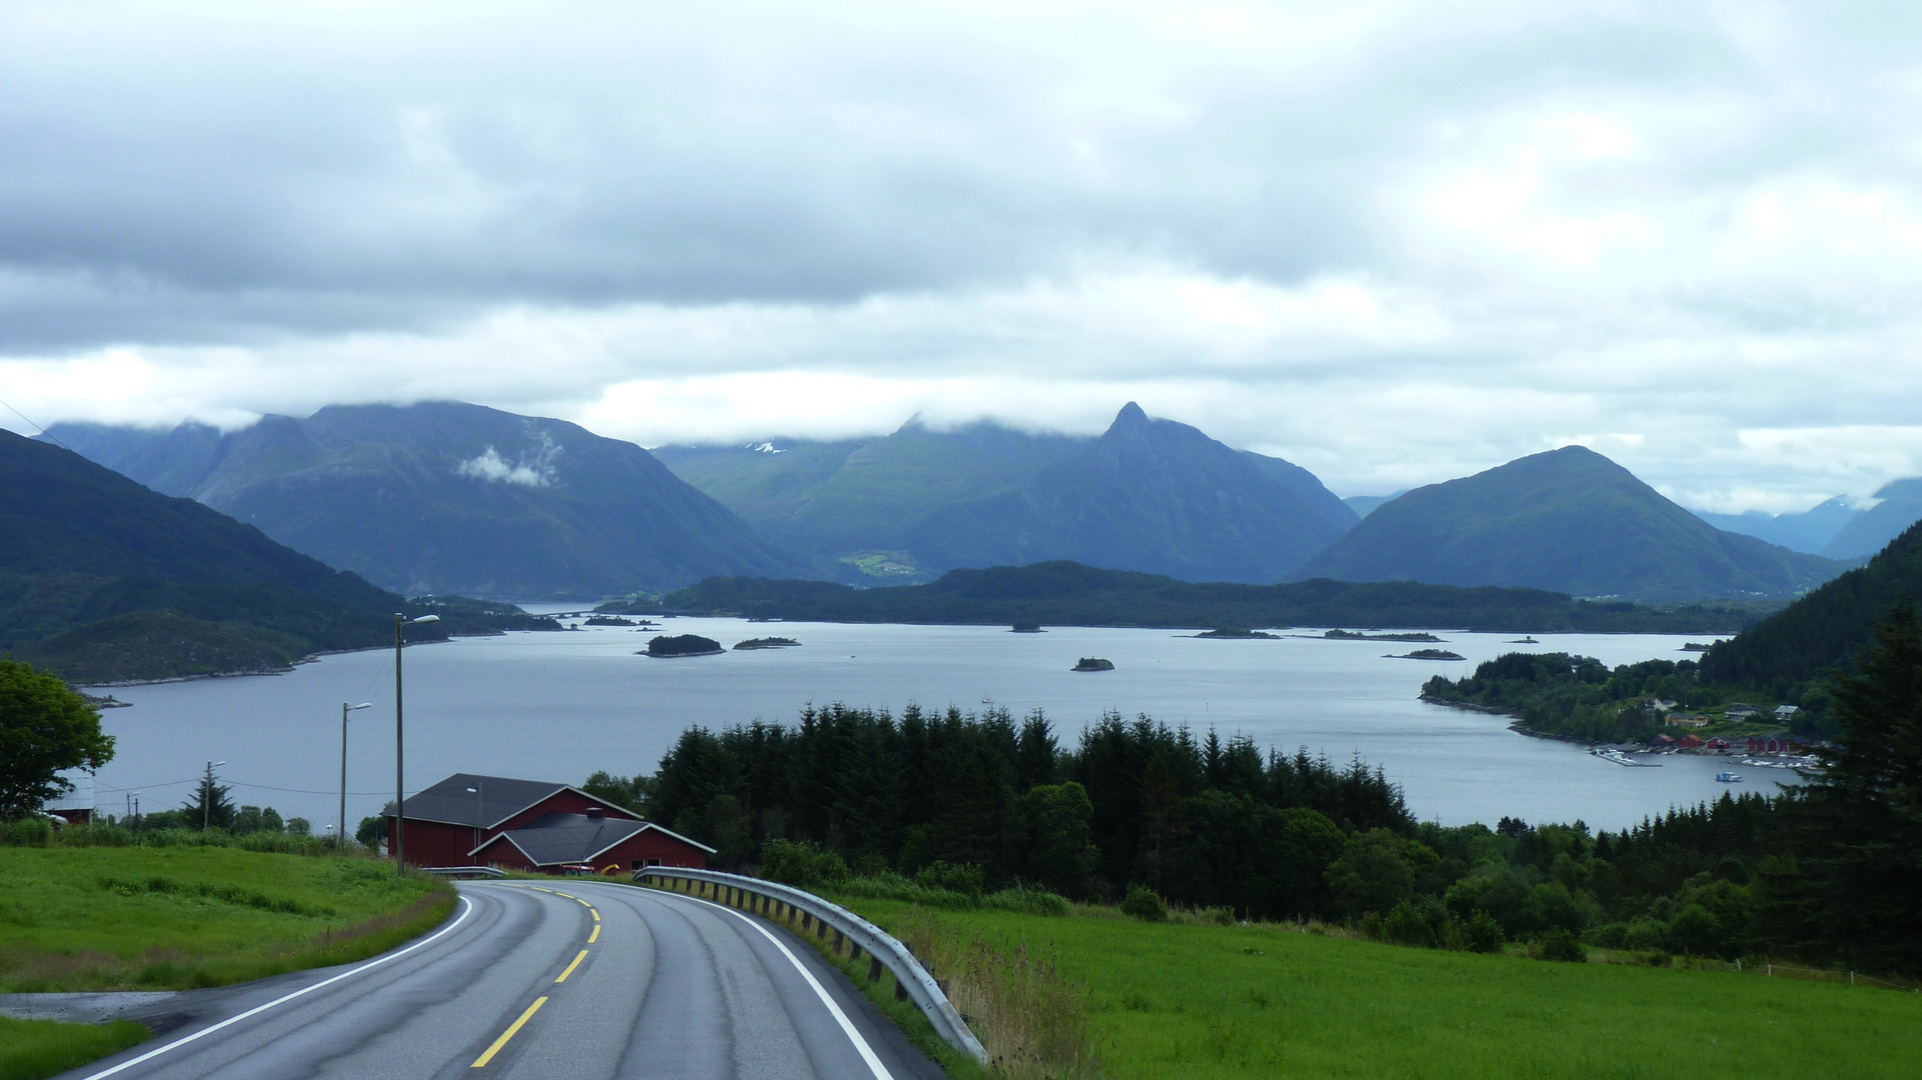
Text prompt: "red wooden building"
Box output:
[[388, 773, 712, 872]]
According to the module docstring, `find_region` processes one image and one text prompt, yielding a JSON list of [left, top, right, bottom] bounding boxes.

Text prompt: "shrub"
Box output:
[[914, 861, 985, 900], [1383, 900, 1437, 948], [984, 885, 1071, 917], [1358, 911, 1385, 941], [1623, 917, 1668, 952], [759, 839, 850, 889], [1459, 910, 1504, 953], [1538, 927, 1588, 963], [1121, 886, 1167, 922], [2, 817, 53, 847], [1586, 922, 1629, 950]]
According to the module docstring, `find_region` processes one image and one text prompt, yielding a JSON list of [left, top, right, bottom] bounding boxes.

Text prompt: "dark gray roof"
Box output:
[[399, 773, 566, 828], [486, 812, 652, 865]]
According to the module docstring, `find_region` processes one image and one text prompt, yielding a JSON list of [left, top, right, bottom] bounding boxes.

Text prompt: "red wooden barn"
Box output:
[[388, 772, 712, 873]]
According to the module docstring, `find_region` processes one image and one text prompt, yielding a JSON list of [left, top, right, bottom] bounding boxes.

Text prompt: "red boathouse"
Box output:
[[388, 773, 712, 872]]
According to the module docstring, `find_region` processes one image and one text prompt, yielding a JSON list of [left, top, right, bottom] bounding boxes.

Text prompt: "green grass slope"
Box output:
[[1295, 445, 1842, 602], [847, 899, 1922, 1080], [0, 1017, 151, 1080], [0, 845, 451, 992]]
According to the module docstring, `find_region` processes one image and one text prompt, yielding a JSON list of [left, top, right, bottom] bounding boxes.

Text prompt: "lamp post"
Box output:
[[201, 761, 226, 831], [466, 783, 483, 860], [340, 702, 373, 849], [393, 613, 440, 872]]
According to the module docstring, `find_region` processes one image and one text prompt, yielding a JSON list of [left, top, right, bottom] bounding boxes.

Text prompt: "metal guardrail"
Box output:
[[420, 866, 506, 878], [634, 866, 989, 1065]]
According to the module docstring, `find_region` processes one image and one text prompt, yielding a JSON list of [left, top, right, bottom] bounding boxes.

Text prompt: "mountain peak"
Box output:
[[1111, 402, 1149, 430]]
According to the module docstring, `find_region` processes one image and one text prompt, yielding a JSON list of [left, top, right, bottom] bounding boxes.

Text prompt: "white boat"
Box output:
[[1715, 771, 1743, 783]]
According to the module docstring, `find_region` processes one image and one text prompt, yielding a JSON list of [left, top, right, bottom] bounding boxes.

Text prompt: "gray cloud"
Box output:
[[4, 2, 1922, 510]]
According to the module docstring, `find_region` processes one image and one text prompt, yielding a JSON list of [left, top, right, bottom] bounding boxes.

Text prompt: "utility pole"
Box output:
[[393, 613, 439, 872], [341, 702, 372, 849]]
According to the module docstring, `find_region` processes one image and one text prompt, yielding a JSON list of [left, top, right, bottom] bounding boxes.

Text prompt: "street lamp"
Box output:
[[393, 613, 440, 872], [465, 783, 484, 859], [340, 702, 373, 848], [201, 761, 227, 831]]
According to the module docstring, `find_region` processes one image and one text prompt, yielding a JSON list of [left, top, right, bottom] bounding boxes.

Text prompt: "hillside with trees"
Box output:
[[656, 560, 1760, 633], [0, 429, 552, 683]]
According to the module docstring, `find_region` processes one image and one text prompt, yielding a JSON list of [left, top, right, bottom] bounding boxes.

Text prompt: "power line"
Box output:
[[0, 396, 74, 452]]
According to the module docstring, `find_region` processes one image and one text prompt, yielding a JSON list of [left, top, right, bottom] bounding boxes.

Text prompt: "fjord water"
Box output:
[[91, 620, 1796, 835]]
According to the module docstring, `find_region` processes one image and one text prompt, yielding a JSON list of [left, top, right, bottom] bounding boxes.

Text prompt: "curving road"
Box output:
[[58, 880, 947, 1080]]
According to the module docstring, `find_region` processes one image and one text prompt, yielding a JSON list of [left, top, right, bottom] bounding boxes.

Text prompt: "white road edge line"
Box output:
[[617, 884, 895, 1080], [78, 895, 477, 1080]]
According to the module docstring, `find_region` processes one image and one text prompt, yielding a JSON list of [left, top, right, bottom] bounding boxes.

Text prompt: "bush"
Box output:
[[2, 817, 53, 847], [833, 872, 977, 909], [914, 861, 986, 900], [760, 839, 850, 889], [52, 824, 134, 848], [1383, 900, 1438, 948], [983, 885, 1071, 917], [1459, 910, 1504, 953], [1586, 922, 1629, 950], [1623, 917, 1668, 952], [1121, 886, 1167, 922], [1537, 927, 1588, 963]]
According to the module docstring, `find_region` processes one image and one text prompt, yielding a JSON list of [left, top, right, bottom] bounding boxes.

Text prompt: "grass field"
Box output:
[[0, 846, 453, 992], [841, 898, 1922, 1080], [0, 1017, 151, 1080]]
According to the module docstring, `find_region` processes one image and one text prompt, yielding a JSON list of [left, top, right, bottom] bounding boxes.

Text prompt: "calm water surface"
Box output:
[[91, 619, 1798, 835]]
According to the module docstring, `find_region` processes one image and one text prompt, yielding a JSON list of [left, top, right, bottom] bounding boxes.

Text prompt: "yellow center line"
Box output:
[[555, 949, 590, 983], [588, 924, 600, 943], [589, 908, 600, 921], [529, 887, 553, 893], [471, 996, 547, 1068], [554, 891, 576, 899]]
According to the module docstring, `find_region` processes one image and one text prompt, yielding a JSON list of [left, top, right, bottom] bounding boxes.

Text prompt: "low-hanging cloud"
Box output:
[[4, 1, 1922, 510], [456, 445, 556, 488]]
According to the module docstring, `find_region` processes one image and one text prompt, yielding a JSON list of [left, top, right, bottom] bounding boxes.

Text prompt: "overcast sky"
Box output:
[[4, 1, 1921, 509]]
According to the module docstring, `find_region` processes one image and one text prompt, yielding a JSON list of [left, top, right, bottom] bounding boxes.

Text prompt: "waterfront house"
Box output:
[[1705, 737, 1732, 751], [1726, 703, 1761, 720], [1774, 705, 1800, 721], [1677, 734, 1705, 749]]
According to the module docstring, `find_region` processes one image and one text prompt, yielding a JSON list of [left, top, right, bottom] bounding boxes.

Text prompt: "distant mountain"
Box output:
[[0, 428, 549, 682], [1692, 496, 1857, 555], [1292, 446, 1844, 602], [656, 560, 1757, 634], [49, 402, 802, 599], [654, 420, 1084, 578], [1820, 479, 1922, 561], [1343, 493, 1404, 519], [659, 406, 1355, 585]]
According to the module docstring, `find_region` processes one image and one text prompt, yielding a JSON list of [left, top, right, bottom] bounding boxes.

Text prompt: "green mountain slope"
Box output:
[[50, 402, 803, 599], [1702, 517, 1922, 691], [0, 429, 550, 682], [1292, 446, 1843, 602], [657, 560, 1754, 633], [659, 406, 1356, 585]]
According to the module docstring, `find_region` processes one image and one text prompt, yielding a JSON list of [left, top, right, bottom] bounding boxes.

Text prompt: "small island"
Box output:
[[1386, 649, 1467, 661], [1316, 629, 1443, 643], [1680, 641, 1721, 652], [1011, 623, 1045, 633], [1507, 636, 1540, 644], [585, 615, 637, 626], [643, 634, 724, 658], [1072, 657, 1115, 671], [734, 637, 801, 650], [1192, 628, 1279, 639]]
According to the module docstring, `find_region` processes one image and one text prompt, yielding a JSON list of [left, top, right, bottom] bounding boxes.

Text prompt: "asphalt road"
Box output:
[[57, 880, 949, 1080]]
